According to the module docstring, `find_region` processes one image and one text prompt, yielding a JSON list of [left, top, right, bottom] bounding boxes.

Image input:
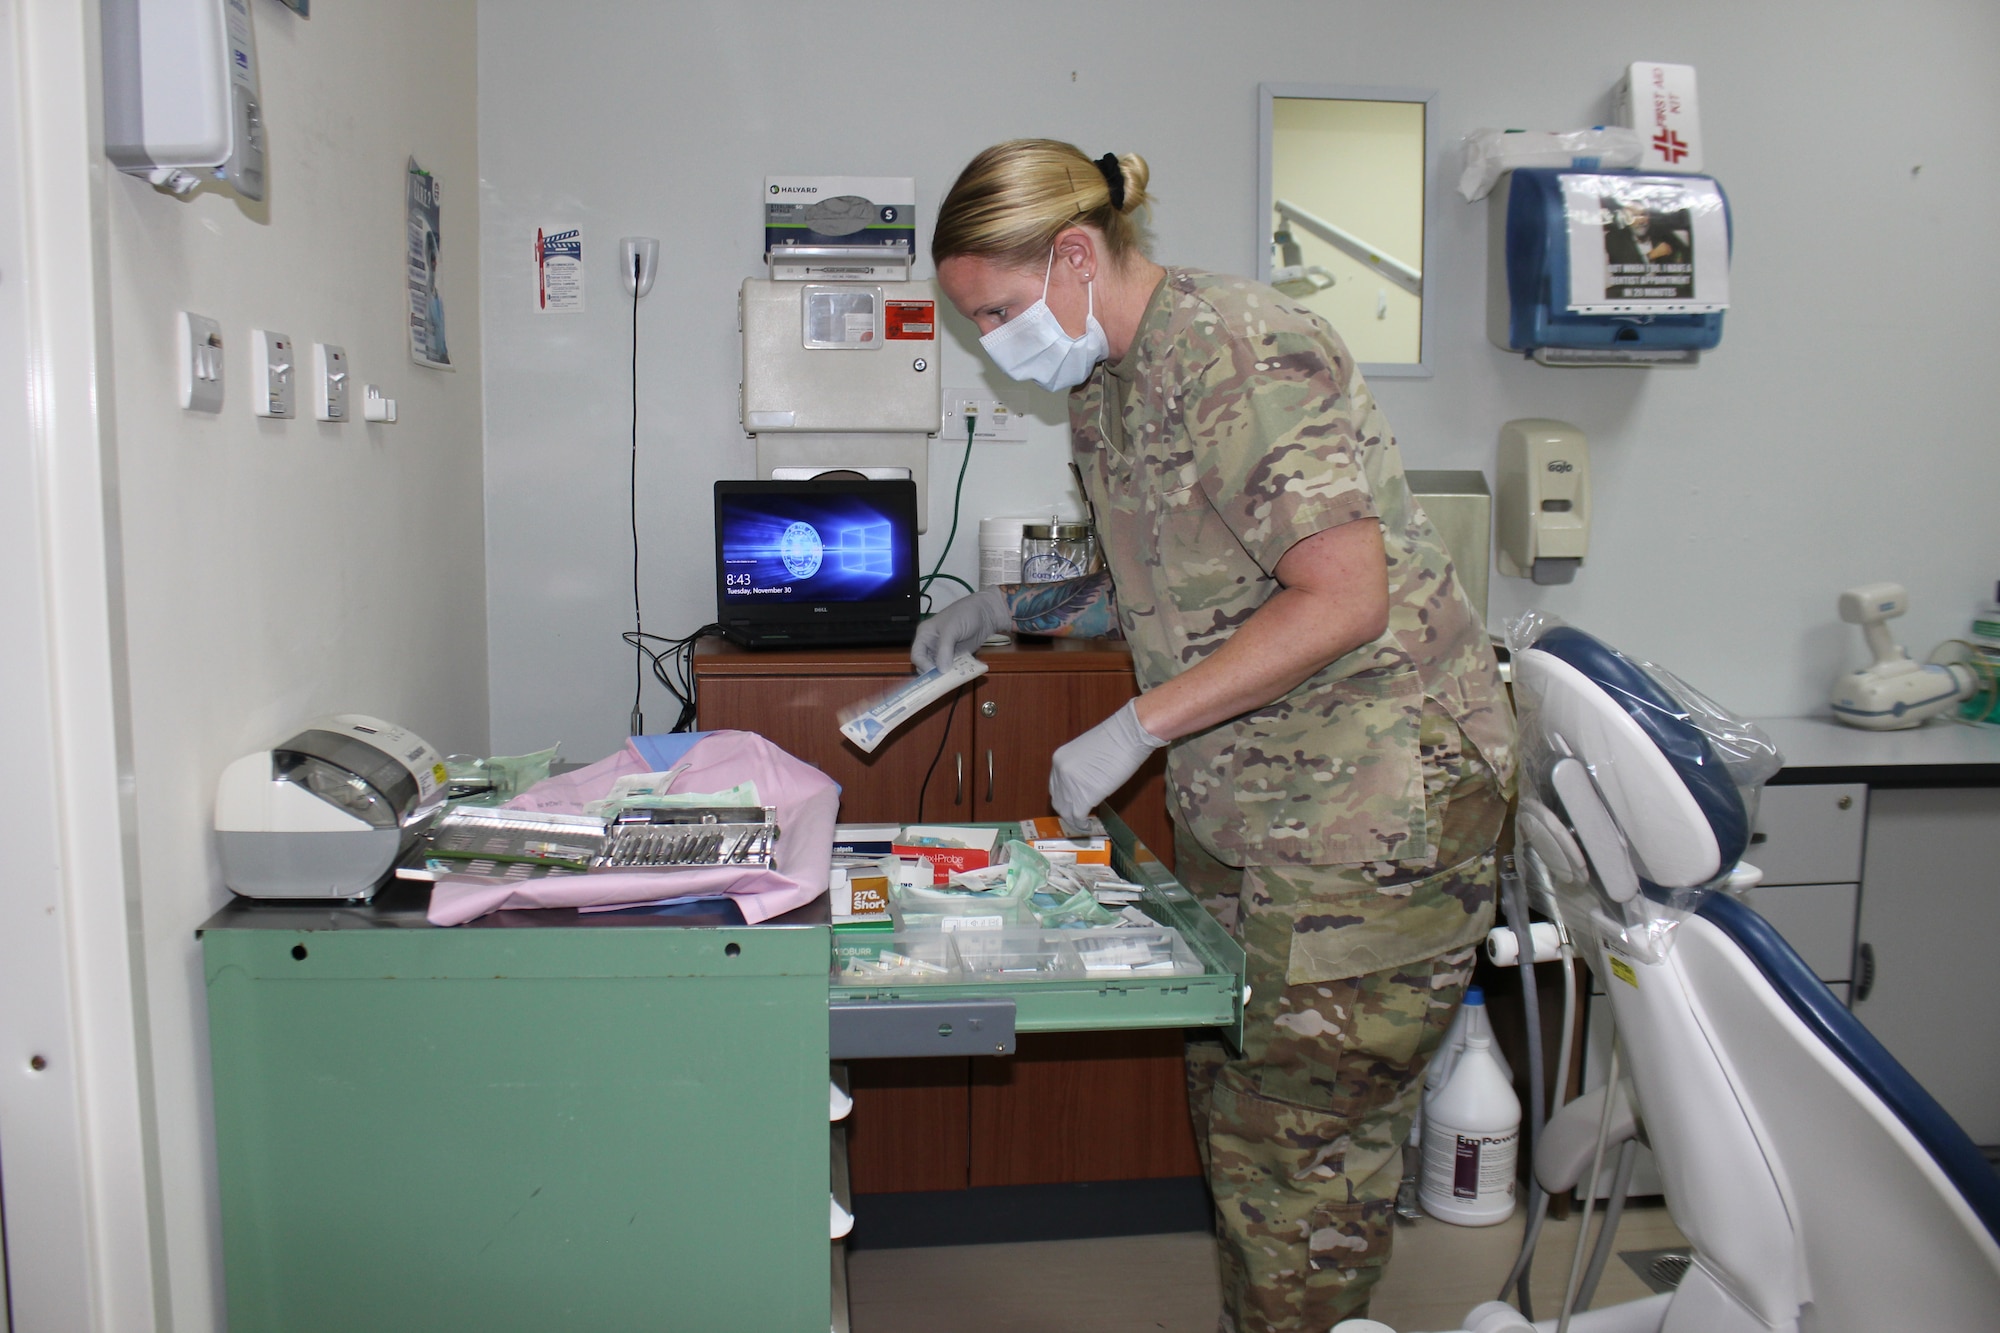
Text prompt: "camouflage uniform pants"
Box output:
[[1181, 706, 1507, 1333]]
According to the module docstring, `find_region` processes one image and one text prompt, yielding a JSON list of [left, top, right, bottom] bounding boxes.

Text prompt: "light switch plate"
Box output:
[[250, 329, 294, 418], [177, 312, 224, 412], [313, 342, 348, 421]]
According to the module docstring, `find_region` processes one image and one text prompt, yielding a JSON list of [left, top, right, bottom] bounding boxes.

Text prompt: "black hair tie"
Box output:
[[1095, 153, 1126, 211]]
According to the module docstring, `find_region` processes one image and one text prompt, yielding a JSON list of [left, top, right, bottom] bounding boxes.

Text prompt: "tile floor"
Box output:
[[848, 1202, 1687, 1332]]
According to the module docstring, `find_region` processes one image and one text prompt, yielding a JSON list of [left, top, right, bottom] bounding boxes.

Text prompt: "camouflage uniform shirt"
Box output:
[[1070, 269, 1515, 868]]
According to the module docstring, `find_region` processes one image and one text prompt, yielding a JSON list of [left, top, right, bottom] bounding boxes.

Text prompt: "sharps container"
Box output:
[[1020, 521, 1096, 583], [978, 516, 1032, 590]]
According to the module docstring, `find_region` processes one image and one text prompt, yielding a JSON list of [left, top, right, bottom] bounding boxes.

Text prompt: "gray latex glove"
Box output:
[[911, 587, 1012, 672], [1049, 699, 1169, 832]]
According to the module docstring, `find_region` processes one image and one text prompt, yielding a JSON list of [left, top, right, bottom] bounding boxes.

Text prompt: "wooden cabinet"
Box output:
[[693, 636, 1174, 863], [694, 637, 1196, 1193]]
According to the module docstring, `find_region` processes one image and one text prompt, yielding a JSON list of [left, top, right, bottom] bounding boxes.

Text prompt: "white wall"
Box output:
[[481, 0, 2000, 760], [98, 1, 485, 1325]]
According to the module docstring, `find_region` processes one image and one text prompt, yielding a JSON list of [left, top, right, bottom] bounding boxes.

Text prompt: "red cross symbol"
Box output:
[[1653, 129, 1689, 164]]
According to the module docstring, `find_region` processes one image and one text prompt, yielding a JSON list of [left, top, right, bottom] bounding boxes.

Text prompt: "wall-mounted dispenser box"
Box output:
[[1496, 419, 1589, 585], [740, 278, 942, 531], [101, 0, 266, 200], [1488, 168, 1729, 366]]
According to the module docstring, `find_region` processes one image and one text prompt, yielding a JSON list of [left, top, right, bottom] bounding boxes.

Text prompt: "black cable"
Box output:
[[627, 252, 645, 735], [623, 623, 722, 733], [918, 411, 977, 600], [914, 690, 961, 817]]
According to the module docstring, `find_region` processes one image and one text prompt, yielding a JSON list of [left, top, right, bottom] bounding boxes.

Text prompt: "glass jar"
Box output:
[[1019, 521, 1096, 583]]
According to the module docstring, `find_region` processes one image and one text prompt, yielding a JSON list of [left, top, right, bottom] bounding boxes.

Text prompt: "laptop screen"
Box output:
[[713, 479, 919, 632]]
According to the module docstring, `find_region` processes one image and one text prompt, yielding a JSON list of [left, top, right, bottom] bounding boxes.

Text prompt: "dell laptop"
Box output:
[[714, 477, 921, 649]]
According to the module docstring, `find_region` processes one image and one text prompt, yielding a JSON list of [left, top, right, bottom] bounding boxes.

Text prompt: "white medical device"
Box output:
[[741, 176, 942, 530], [1829, 581, 1977, 730], [101, 0, 266, 201], [1355, 622, 2000, 1333], [215, 715, 446, 901], [1495, 419, 1589, 585]]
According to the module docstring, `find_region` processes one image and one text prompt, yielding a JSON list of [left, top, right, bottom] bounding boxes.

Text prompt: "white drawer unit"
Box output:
[[1737, 882, 1858, 982], [1746, 783, 1867, 886]]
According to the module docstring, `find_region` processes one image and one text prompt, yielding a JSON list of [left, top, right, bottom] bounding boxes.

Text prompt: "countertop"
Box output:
[[1755, 715, 2000, 788]]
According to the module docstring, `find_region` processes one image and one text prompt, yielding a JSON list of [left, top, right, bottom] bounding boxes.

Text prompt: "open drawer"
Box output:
[[826, 811, 1246, 1055]]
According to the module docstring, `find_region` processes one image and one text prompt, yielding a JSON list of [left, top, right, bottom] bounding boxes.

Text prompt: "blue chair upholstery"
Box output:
[[1697, 890, 2000, 1244]]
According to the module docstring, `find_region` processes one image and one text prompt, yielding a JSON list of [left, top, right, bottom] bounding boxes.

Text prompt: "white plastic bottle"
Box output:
[[1419, 1002, 1521, 1226]]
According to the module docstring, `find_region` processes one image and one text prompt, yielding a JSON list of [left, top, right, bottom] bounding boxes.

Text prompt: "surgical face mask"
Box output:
[[978, 250, 1109, 393]]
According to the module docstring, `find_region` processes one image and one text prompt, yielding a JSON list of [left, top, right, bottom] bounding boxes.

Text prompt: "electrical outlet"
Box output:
[[250, 329, 294, 418], [943, 392, 1030, 444], [313, 343, 349, 422]]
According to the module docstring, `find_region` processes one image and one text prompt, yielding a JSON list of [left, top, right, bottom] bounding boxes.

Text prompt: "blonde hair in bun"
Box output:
[[933, 139, 1153, 268]]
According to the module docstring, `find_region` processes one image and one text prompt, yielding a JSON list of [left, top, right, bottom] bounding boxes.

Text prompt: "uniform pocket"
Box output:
[[1307, 1196, 1395, 1273], [1284, 847, 1498, 987]]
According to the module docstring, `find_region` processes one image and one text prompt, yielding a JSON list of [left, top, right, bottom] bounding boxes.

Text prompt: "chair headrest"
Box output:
[[1519, 626, 1751, 889]]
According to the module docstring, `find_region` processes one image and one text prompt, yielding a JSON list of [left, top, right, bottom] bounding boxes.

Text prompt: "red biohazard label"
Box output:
[[885, 301, 935, 340]]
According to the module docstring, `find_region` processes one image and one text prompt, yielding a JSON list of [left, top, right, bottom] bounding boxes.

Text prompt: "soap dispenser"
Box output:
[[1496, 419, 1590, 586]]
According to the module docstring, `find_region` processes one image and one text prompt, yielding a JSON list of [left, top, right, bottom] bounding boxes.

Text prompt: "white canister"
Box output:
[[978, 516, 1032, 590]]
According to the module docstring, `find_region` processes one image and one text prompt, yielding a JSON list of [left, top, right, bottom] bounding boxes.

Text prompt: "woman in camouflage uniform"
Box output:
[[916, 139, 1517, 1333]]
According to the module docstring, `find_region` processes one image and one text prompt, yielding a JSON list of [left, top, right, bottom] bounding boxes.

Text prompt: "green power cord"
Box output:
[[918, 409, 979, 605]]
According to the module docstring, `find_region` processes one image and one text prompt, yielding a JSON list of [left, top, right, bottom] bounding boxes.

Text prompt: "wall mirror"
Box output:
[[1258, 84, 1436, 377]]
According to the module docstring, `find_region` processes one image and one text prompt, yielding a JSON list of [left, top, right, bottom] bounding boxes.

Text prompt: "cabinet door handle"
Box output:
[[986, 749, 995, 803], [1854, 941, 1876, 1003], [954, 753, 963, 806]]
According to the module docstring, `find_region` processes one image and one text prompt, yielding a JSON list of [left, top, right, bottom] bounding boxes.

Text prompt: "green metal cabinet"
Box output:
[[199, 814, 1243, 1331], [201, 902, 830, 1333]]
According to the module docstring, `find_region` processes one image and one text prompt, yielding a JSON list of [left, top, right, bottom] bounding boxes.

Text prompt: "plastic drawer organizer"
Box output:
[[828, 812, 1246, 1051]]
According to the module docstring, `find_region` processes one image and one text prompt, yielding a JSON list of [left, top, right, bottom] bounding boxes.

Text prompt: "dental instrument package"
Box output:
[[837, 652, 987, 753], [1487, 167, 1730, 365], [764, 176, 915, 280], [424, 729, 838, 926]]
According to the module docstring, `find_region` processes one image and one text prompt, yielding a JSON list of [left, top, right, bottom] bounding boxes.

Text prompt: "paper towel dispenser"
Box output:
[[1488, 168, 1730, 366]]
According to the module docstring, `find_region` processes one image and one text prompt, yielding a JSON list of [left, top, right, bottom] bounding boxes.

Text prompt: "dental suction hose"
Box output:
[[1492, 863, 1557, 1319]]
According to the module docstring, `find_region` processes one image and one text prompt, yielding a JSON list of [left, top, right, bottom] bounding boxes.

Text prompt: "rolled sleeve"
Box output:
[[1183, 330, 1377, 575]]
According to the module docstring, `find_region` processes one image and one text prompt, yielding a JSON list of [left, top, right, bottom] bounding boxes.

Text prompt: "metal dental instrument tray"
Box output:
[[420, 805, 781, 875], [601, 806, 779, 871]]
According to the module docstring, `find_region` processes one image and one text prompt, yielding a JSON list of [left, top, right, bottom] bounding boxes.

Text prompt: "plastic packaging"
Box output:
[[1419, 1017, 1521, 1226], [1457, 126, 1645, 202], [832, 932, 961, 984], [1506, 611, 1782, 962]]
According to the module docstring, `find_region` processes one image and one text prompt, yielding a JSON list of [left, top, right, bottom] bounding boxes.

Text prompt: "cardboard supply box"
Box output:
[[1019, 816, 1112, 865], [893, 824, 1002, 884], [832, 857, 894, 920], [1614, 61, 1703, 174]]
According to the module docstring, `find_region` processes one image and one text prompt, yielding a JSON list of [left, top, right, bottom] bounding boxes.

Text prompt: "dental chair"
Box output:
[[1382, 622, 2000, 1333]]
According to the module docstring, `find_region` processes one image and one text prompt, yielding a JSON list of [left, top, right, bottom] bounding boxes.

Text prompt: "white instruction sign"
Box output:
[[535, 227, 584, 313], [1561, 174, 1729, 315]]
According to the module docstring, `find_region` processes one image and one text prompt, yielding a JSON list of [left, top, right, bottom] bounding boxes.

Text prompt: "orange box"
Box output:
[[1019, 816, 1112, 864]]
